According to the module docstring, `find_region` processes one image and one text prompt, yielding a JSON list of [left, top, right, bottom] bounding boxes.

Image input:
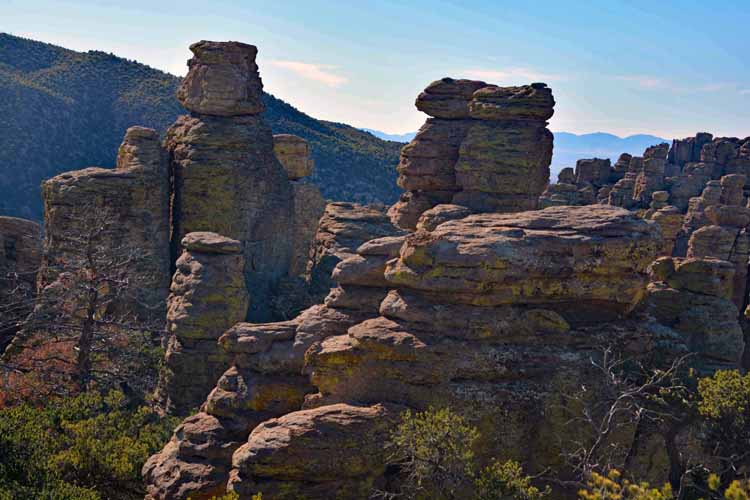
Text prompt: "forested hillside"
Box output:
[[0, 33, 402, 219]]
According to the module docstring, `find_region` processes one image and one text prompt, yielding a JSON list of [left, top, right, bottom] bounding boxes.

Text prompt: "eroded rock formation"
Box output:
[[0, 216, 41, 349], [159, 232, 250, 414], [390, 79, 555, 229], [41, 125, 172, 323], [168, 41, 295, 322], [144, 217, 402, 499]]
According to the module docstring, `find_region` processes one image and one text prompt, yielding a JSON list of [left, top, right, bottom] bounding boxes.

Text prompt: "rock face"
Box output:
[[159, 232, 249, 415], [391, 79, 555, 229], [539, 158, 613, 208], [309, 202, 405, 297], [643, 257, 744, 368], [39, 126, 171, 325], [148, 203, 745, 499], [0, 217, 41, 349], [228, 403, 400, 499], [385, 205, 659, 322]]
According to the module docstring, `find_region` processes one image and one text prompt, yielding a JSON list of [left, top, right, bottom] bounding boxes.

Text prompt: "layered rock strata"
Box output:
[[643, 256, 744, 368], [159, 232, 250, 415], [390, 78, 555, 229], [308, 202, 405, 296]]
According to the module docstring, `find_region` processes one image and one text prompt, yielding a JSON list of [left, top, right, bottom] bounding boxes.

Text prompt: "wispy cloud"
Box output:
[[269, 60, 347, 88], [741, 89, 750, 96], [613, 75, 738, 94], [462, 67, 565, 83]]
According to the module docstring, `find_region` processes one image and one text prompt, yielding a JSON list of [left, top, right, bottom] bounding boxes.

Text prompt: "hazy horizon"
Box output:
[[6, 0, 748, 139]]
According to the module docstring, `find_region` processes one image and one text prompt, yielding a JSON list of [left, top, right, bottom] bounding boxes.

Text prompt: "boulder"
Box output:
[[176, 40, 264, 116], [228, 403, 399, 498]]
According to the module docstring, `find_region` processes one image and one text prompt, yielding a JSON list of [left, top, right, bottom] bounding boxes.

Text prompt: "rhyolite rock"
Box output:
[[144, 202, 402, 499], [41, 126, 172, 322], [176, 40, 264, 116], [310, 202, 405, 296], [228, 403, 400, 498], [393, 79, 554, 229], [168, 42, 296, 322], [158, 232, 249, 415], [274, 134, 315, 180], [386, 205, 660, 322], [0, 216, 41, 349]]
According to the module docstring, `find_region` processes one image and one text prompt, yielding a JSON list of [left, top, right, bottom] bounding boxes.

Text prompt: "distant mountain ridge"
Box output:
[[0, 33, 402, 220], [364, 128, 668, 180]]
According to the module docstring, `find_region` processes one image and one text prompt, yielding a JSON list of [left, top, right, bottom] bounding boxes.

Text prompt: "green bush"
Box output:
[[0, 390, 178, 499], [387, 407, 546, 500], [697, 370, 750, 488]]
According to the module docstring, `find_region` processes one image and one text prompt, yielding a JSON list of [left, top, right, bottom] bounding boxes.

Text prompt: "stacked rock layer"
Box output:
[[390, 78, 555, 229]]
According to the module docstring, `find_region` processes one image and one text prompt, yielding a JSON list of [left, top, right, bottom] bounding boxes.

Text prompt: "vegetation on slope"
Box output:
[[0, 33, 401, 220]]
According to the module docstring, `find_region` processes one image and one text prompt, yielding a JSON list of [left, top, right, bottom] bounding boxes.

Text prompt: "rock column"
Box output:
[[159, 232, 249, 415], [167, 41, 294, 322]]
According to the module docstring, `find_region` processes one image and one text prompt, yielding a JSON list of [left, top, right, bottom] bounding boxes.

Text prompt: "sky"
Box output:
[[3, 0, 749, 139]]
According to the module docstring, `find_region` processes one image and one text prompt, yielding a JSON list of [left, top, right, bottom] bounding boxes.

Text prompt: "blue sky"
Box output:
[[3, 0, 749, 138]]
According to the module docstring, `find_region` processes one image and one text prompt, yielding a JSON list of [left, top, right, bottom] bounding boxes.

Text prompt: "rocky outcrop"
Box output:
[[683, 175, 750, 310], [384, 205, 659, 321], [643, 257, 744, 368], [168, 45, 294, 321], [0, 216, 41, 349], [159, 232, 249, 415], [31, 126, 170, 325], [391, 79, 555, 229], [228, 403, 400, 499], [144, 207, 403, 499], [309, 202, 404, 296], [268, 134, 326, 319], [176, 41, 264, 116], [539, 159, 612, 208]]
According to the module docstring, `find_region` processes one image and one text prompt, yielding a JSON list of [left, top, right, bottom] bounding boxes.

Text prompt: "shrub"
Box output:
[[578, 470, 673, 500], [387, 407, 545, 500], [0, 390, 178, 499], [697, 370, 750, 487], [475, 459, 550, 500]]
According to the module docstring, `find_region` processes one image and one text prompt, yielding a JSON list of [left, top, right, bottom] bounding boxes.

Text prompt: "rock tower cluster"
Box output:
[[2, 41, 330, 414], [143, 57, 747, 500], [3, 37, 747, 500], [389, 78, 554, 229]]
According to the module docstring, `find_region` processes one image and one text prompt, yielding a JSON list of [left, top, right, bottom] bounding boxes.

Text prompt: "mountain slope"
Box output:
[[0, 33, 402, 219]]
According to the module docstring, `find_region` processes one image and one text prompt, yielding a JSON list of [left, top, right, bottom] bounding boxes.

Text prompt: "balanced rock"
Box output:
[[394, 79, 555, 228], [168, 42, 295, 322], [176, 41, 264, 116]]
